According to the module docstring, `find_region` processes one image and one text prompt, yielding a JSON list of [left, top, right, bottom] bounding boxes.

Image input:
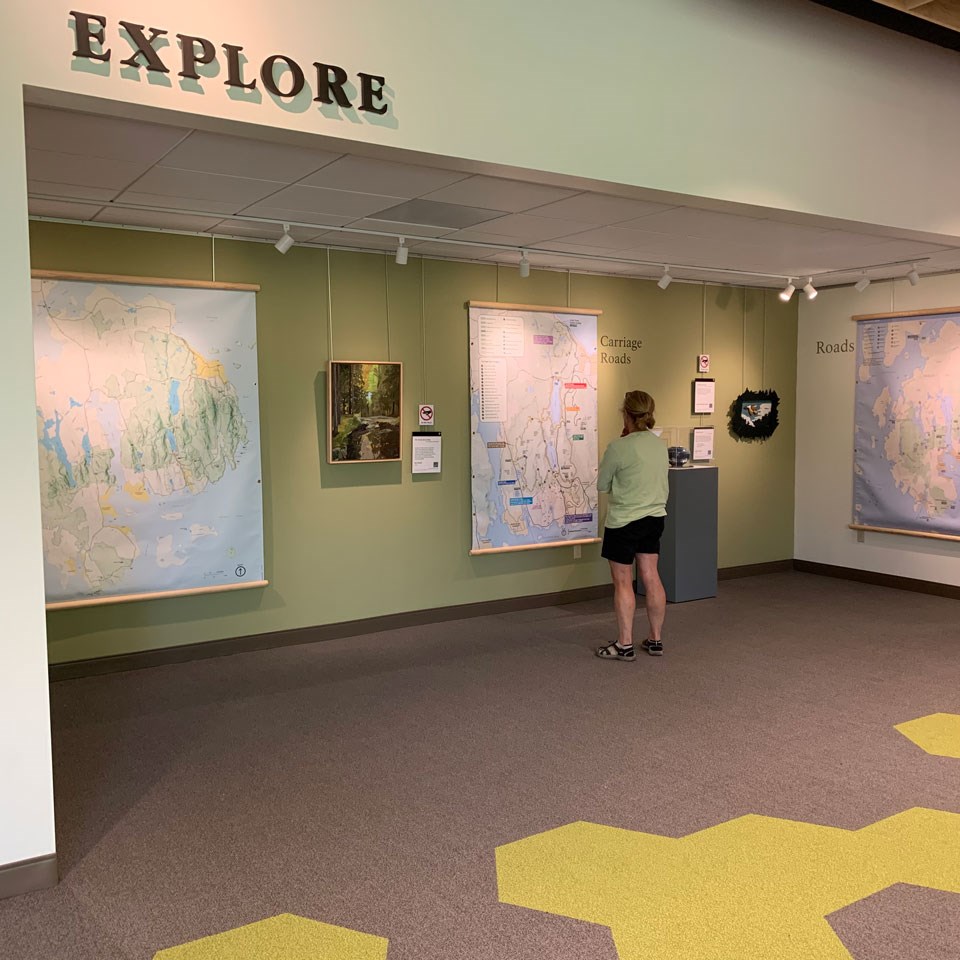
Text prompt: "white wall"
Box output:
[[0, 78, 56, 868], [796, 275, 960, 585]]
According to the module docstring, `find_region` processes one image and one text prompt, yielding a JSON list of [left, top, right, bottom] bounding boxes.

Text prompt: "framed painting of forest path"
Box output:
[[328, 361, 402, 463]]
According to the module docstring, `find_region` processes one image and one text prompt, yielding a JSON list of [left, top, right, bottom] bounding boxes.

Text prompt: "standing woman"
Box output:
[[595, 390, 669, 661]]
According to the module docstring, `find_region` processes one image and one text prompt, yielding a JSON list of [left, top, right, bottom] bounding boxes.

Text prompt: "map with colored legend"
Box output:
[[468, 303, 599, 554]]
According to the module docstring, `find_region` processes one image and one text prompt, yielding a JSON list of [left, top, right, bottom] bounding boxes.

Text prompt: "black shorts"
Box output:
[[601, 515, 665, 565]]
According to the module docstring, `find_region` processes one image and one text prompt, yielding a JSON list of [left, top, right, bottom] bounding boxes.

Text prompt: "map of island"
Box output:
[[33, 278, 264, 604], [469, 304, 599, 553], [854, 312, 960, 537]]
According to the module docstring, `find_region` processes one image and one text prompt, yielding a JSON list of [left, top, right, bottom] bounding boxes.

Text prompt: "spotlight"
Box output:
[[803, 277, 818, 301], [395, 238, 409, 265], [274, 224, 294, 254], [657, 266, 673, 290], [854, 275, 870, 293], [907, 264, 920, 286], [778, 279, 796, 302], [519, 251, 530, 278]]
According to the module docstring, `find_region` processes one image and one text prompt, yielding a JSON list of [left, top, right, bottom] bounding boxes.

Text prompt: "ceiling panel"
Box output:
[[25, 106, 189, 162], [210, 220, 325, 242], [449, 214, 597, 245], [348, 218, 456, 238], [242, 184, 405, 219], [421, 175, 578, 213], [314, 230, 403, 251], [116, 192, 245, 216], [372, 199, 507, 229], [300, 156, 469, 197], [408, 240, 500, 259], [159, 131, 342, 182], [27, 148, 152, 192], [28, 180, 118, 203], [526, 193, 676, 223], [123, 167, 285, 205], [556, 225, 677, 250], [28, 198, 105, 220], [226, 202, 352, 227], [93, 207, 224, 231]]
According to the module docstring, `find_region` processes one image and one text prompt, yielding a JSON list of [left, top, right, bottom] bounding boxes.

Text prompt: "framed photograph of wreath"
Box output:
[[728, 388, 779, 441]]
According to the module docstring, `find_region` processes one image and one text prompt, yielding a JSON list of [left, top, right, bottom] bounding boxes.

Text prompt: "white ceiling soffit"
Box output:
[[23, 104, 960, 288]]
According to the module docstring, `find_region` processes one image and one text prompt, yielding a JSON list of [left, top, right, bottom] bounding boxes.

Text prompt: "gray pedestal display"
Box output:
[[637, 465, 718, 603]]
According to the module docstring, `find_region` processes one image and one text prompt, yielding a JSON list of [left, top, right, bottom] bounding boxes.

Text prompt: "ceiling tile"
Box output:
[[525, 193, 675, 223], [29, 198, 104, 220], [450, 214, 596, 244], [300, 156, 469, 197], [348, 218, 455, 238], [159, 131, 341, 182], [242, 184, 405, 219], [314, 231, 402, 251], [93, 207, 224, 231], [409, 240, 500, 259], [25, 106, 189, 162], [27, 148, 151, 191], [225, 203, 352, 227], [28, 180, 117, 202], [209, 221, 320, 242], [124, 167, 284, 205], [557, 225, 672, 250], [374, 199, 507, 229], [421, 175, 578, 212], [115, 192, 242, 216]]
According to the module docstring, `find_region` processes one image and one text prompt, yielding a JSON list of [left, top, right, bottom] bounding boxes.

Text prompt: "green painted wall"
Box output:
[[31, 222, 797, 663]]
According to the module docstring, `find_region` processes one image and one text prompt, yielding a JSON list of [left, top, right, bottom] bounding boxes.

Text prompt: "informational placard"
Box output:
[[468, 301, 600, 554], [853, 309, 960, 540], [693, 378, 716, 414], [33, 272, 266, 608], [692, 426, 715, 461], [412, 433, 442, 474]]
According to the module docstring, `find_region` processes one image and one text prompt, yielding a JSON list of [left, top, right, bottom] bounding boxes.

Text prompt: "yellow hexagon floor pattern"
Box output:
[[497, 808, 960, 960], [153, 913, 388, 960], [896, 712, 960, 758]]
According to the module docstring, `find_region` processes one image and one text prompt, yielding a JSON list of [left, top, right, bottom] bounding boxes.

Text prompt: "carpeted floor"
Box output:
[[2, 570, 960, 959]]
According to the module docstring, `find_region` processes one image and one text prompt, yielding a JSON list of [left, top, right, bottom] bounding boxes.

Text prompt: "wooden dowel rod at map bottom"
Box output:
[[470, 538, 601, 556], [46, 580, 269, 611], [848, 524, 960, 543]]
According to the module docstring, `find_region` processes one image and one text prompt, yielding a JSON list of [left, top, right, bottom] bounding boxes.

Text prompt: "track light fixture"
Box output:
[[657, 266, 673, 290], [274, 224, 294, 254], [854, 275, 870, 293], [803, 277, 818, 301], [395, 237, 408, 265], [519, 251, 530, 278], [778, 279, 796, 302], [907, 264, 920, 286]]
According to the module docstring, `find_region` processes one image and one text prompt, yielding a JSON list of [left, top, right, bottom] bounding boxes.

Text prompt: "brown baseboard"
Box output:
[[49, 583, 615, 681], [718, 560, 794, 580], [793, 559, 960, 600], [0, 854, 57, 900]]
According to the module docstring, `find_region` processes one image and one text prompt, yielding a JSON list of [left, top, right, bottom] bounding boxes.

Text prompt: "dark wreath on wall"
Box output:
[[728, 389, 780, 441]]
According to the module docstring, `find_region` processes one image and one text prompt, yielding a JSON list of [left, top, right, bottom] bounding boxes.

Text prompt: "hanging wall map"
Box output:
[[853, 309, 960, 538], [33, 273, 265, 607], [468, 301, 600, 555]]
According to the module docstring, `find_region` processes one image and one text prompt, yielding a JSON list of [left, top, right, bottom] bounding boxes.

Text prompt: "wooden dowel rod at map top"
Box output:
[[467, 300, 602, 316], [851, 306, 960, 322], [46, 580, 269, 611], [848, 524, 960, 543], [470, 538, 601, 556], [32, 270, 260, 293]]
